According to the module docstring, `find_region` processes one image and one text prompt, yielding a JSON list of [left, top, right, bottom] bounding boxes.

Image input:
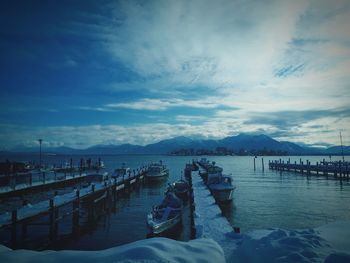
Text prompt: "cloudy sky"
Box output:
[[0, 0, 349, 149]]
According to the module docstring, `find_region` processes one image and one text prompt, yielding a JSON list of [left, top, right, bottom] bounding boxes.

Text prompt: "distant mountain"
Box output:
[[325, 146, 350, 155], [3, 134, 349, 155], [83, 144, 144, 155]]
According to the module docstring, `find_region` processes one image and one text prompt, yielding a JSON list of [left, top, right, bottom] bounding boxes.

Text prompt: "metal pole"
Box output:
[[340, 131, 345, 162], [38, 139, 42, 169]]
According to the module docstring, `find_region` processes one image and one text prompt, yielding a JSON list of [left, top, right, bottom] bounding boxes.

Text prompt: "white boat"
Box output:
[[207, 172, 235, 202], [201, 164, 222, 183], [145, 161, 169, 181], [112, 164, 130, 179], [147, 191, 182, 234]]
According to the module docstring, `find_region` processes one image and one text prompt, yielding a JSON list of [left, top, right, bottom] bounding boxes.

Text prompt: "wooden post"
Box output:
[[254, 157, 256, 171], [91, 183, 95, 192], [301, 161, 304, 174], [294, 161, 297, 172], [262, 158, 264, 172], [316, 162, 319, 175], [49, 199, 55, 241], [54, 206, 59, 239], [21, 220, 27, 240], [72, 190, 80, 236], [113, 178, 117, 202], [11, 210, 17, 248]]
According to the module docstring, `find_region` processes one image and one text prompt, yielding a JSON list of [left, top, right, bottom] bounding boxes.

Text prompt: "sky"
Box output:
[[0, 0, 349, 149]]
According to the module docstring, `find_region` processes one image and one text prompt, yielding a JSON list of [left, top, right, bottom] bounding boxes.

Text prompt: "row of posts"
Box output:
[[253, 157, 264, 171], [8, 165, 148, 248], [267, 158, 349, 178]]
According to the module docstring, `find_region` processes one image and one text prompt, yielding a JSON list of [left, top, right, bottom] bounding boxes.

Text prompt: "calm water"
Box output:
[[1, 154, 350, 250]]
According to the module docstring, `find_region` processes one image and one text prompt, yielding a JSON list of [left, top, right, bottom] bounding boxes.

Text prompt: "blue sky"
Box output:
[[0, 0, 349, 149]]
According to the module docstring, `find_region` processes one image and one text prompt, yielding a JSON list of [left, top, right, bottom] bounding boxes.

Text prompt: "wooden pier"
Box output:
[[0, 170, 107, 198], [0, 166, 149, 248], [269, 159, 350, 179]]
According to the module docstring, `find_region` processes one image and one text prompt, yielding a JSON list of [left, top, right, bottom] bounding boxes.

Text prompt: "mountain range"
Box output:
[[2, 134, 349, 155]]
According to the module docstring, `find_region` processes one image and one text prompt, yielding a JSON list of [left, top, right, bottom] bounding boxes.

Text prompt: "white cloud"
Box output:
[[105, 98, 221, 111], [103, 0, 350, 113]]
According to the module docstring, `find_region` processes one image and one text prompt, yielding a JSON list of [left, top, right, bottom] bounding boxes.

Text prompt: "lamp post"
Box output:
[[38, 139, 42, 169]]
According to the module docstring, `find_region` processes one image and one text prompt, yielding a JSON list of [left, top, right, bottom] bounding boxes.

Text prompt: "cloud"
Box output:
[[105, 0, 308, 90], [1, 0, 350, 148], [105, 98, 222, 111]]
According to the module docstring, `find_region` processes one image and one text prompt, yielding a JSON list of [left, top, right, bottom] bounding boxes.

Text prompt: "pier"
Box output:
[[0, 166, 148, 248], [0, 170, 97, 198], [269, 159, 350, 179], [189, 168, 235, 261]]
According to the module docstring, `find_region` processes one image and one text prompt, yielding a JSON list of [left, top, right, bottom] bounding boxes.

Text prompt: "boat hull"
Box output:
[[210, 188, 234, 202], [145, 171, 169, 181], [147, 213, 181, 235]]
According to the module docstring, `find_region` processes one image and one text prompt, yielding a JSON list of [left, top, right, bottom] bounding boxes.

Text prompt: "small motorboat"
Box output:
[[145, 161, 169, 181], [201, 164, 222, 183], [207, 172, 235, 202], [147, 191, 182, 235], [112, 163, 130, 179], [171, 179, 189, 199]]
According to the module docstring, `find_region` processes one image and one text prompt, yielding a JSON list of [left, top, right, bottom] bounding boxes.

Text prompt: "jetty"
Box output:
[[0, 170, 99, 198], [188, 165, 235, 261], [0, 166, 148, 248], [269, 159, 350, 179]]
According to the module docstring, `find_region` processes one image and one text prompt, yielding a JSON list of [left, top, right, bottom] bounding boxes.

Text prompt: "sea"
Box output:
[[0, 154, 349, 250]]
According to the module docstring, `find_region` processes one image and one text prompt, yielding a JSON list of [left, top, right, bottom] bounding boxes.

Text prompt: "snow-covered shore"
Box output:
[[1, 221, 349, 263], [0, 237, 225, 263], [227, 220, 350, 263]]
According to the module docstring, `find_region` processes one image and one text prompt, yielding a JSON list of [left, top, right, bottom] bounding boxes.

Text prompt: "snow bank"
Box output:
[[0, 237, 225, 263], [191, 171, 350, 263], [226, 220, 350, 263]]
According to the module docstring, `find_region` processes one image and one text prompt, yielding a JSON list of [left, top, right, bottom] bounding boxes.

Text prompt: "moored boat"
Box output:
[[112, 163, 130, 179], [145, 161, 169, 181], [207, 172, 235, 202], [147, 191, 182, 235], [171, 179, 189, 199]]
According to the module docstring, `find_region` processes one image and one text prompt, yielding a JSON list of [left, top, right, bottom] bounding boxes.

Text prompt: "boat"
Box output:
[[198, 158, 210, 168], [207, 172, 235, 202], [147, 191, 182, 235], [201, 164, 222, 183], [112, 163, 130, 179], [145, 161, 169, 181], [171, 179, 189, 199]]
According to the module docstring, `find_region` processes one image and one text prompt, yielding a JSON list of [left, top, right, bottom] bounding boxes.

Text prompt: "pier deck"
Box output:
[[269, 159, 350, 178], [0, 168, 146, 227], [0, 166, 148, 248], [191, 170, 234, 261], [0, 169, 110, 198]]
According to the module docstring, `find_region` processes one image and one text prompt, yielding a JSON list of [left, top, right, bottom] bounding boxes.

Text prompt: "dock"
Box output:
[[190, 169, 235, 261], [269, 159, 350, 179], [0, 170, 95, 197], [0, 166, 148, 248]]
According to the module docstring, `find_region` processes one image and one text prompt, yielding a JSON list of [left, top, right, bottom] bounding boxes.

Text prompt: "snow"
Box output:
[[1, 169, 349, 262], [0, 174, 128, 227], [0, 237, 225, 263], [0, 173, 89, 194], [1, 222, 349, 263], [191, 170, 350, 263], [191, 170, 235, 261]]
